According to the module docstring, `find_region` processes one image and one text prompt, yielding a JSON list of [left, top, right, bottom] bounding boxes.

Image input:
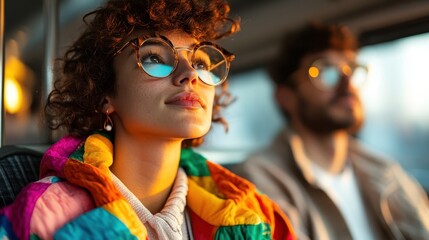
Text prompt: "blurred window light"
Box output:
[[5, 56, 27, 80], [5, 78, 23, 114], [356, 32, 429, 192], [4, 56, 34, 116]]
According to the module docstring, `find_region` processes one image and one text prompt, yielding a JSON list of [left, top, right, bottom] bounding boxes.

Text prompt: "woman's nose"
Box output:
[[172, 52, 199, 86]]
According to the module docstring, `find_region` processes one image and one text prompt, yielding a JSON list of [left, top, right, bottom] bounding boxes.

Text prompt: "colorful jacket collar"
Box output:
[[1, 131, 294, 239]]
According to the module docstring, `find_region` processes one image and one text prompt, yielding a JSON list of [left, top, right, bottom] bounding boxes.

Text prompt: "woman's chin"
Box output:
[[178, 126, 210, 139]]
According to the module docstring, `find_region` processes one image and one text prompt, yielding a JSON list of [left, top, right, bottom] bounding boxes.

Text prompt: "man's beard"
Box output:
[[296, 93, 362, 134]]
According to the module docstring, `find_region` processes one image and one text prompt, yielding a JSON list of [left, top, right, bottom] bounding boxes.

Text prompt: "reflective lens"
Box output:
[[138, 39, 176, 78], [350, 65, 368, 87], [193, 46, 228, 85], [308, 59, 368, 90], [320, 66, 340, 88], [134, 38, 230, 86]]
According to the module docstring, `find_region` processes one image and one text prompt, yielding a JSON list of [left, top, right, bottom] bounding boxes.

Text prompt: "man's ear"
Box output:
[[275, 85, 296, 114]]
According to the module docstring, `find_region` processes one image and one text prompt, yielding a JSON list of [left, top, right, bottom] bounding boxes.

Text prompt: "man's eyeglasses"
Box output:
[[114, 35, 235, 86], [307, 58, 368, 91]]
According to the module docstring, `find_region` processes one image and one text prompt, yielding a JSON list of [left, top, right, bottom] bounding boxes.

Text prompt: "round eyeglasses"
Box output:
[[307, 59, 368, 91], [114, 35, 235, 86]]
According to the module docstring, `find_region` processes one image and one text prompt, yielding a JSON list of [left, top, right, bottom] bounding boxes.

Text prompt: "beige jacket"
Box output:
[[235, 128, 429, 240]]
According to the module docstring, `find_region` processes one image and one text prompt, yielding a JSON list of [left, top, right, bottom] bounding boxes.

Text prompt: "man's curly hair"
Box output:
[[45, 0, 240, 147]]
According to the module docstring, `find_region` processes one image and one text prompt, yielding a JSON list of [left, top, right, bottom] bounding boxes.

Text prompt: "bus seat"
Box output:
[[0, 145, 44, 208]]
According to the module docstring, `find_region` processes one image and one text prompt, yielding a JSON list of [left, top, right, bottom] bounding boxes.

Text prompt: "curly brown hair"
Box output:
[[45, 0, 240, 147]]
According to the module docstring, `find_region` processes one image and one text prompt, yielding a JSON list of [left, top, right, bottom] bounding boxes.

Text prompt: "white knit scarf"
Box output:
[[111, 168, 189, 239]]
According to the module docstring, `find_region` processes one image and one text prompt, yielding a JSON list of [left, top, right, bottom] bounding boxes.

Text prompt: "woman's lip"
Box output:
[[165, 92, 205, 108]]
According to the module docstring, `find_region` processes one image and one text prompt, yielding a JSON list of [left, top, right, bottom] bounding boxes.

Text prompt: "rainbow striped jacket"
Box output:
[[0, 132, 295, 239]]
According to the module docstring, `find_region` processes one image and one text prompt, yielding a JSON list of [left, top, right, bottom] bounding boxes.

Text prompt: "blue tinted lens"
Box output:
[[197, 70, 221, 85], [139, 38, 176, 78], [320, 67, 340, 88], [142, 63, 174, 78], [195, 46, 227, 86]]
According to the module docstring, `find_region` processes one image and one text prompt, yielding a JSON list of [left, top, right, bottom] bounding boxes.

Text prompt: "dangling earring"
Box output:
[[104, 110, 113, 131]]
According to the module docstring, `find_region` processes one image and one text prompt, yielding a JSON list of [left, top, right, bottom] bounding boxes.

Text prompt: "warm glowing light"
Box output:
[[5, 78, 23, 114], [5, 57, 26, 80], [342, 65, 352, 76], [308, 66, 319, 78]]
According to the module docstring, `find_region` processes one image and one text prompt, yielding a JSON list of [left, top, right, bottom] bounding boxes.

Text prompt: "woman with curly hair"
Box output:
[[0, 0, 295, 239]]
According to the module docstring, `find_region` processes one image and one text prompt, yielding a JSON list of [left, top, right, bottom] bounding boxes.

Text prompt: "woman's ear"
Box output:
[[99, 96, 115, 114], [275, 85, 296, 114]]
